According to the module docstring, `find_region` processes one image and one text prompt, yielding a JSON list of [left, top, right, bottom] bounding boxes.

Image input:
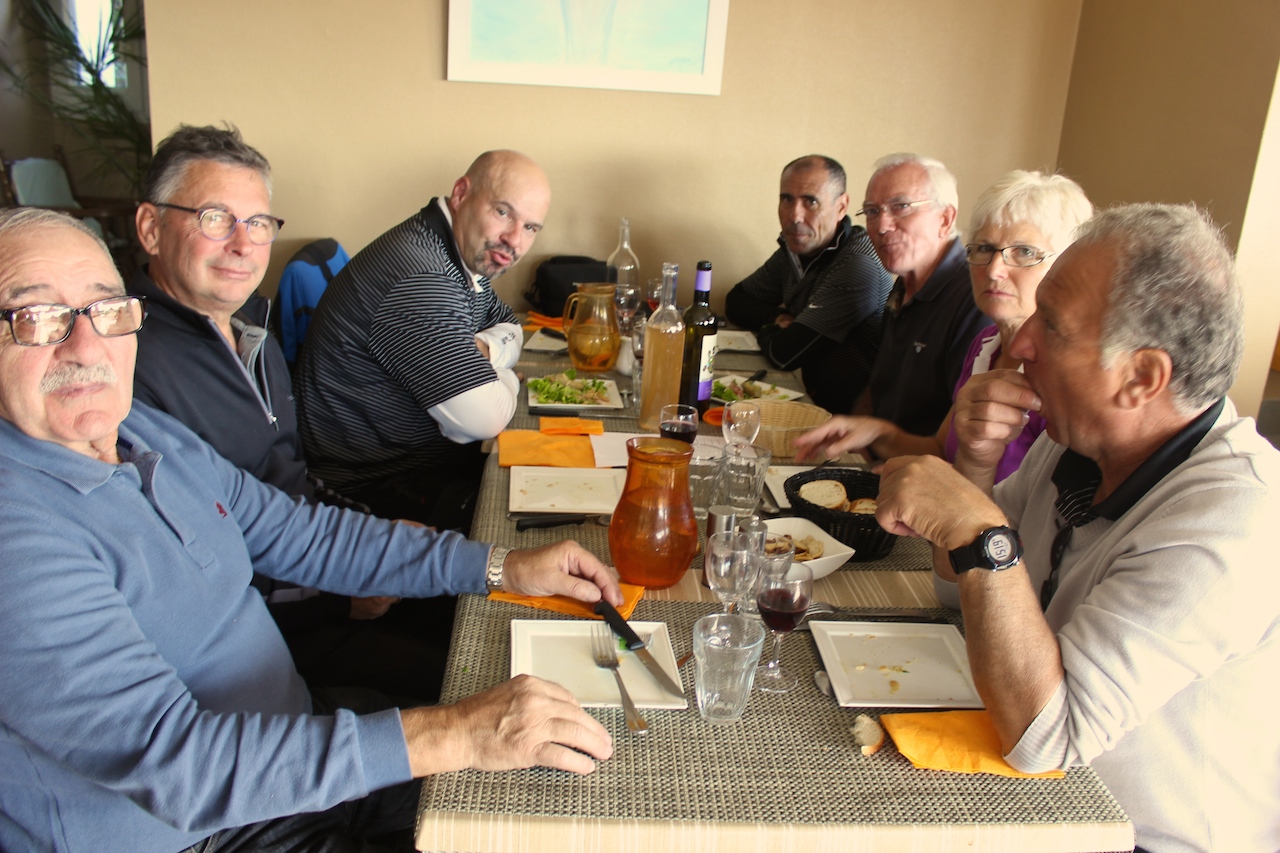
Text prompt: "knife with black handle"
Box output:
[[593, 599, 684, 696]]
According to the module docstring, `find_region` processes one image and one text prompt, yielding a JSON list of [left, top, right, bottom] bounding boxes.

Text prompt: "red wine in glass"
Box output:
[[660, 420, 697, 443], [757, 588, 808, 632], [646, 298, 660, 312]]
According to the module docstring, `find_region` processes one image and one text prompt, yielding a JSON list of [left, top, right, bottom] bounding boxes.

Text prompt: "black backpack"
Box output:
[[524, 255, 607, 317]]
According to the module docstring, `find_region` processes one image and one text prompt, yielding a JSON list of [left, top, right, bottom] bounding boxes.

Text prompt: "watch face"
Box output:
[[987, 532, 1017, 564]]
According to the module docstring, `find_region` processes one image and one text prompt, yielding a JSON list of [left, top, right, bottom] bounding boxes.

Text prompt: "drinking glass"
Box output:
[[754, 561, 812, 693], [687, 444, 725, 520], [704, 531, 761, 613], [659, 403, 698, 443], [722, 401, 761, 446], [721, 443, 772, 515], [614, 283, 641, 336], [693, 613, 766, 724], [645, 277, 663, 314]]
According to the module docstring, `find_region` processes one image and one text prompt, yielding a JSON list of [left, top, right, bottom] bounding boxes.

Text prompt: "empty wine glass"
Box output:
[[754, 561, 812, 693], [723, 401, 761, 446], [614, 283, 641, 336], [705, 532, 761, 613]]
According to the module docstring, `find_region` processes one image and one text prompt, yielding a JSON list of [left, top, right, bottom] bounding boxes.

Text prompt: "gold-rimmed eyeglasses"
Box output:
[[153, 202, 284, 245], [1, 295, 147, 346]]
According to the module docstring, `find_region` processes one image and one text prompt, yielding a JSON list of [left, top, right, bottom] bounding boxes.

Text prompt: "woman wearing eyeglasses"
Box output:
[[795, 171, 1092, 481]]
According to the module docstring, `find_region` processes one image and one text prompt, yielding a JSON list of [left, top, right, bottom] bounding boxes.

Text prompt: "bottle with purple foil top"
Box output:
[[679, 260, 718, 414]]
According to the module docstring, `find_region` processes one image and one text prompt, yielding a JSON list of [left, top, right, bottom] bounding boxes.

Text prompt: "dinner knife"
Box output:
[[746, 367, 768, 384], [593, 600, 684, 696], [513, 513, 588, 531]]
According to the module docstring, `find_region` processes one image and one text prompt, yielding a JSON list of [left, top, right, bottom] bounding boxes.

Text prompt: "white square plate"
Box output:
[[711, 374, 805, 404], [763, 516, 854, 579], [810, 621, 984, 709], [510, 619, 688, 709], [508, 467, 627, 514], [716, 329, 761, 352], [527, 377, 625, 413]]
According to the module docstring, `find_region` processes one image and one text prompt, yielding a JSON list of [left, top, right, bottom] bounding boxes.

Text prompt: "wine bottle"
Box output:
[[606, 217, 640, 290], [638, 263, 684, 432], [679, 260, 719, 414]]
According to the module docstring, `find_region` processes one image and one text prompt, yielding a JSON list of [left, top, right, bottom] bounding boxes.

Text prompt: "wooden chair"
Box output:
[[0, 145, 142, 277]]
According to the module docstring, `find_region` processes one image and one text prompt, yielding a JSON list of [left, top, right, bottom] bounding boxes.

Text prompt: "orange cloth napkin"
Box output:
[[497, 430, 595, 468], [539, 417, 605, 436], [523, 311, 564, 331], [879, 710, 1065, 779], [488, 582, 644, 620]]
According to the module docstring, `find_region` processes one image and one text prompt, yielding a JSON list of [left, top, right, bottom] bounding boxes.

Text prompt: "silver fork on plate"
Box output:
[[591, 624, 648, 734]]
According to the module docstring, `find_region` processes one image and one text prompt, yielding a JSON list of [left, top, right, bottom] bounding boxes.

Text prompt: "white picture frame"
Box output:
[[447, 0, 730, 96]]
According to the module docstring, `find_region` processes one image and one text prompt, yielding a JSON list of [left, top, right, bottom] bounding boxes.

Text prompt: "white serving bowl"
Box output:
[[763, 516, 855, 580]]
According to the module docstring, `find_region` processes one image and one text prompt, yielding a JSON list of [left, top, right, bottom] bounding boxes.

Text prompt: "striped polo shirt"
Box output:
[[294, 199, 517, 491]]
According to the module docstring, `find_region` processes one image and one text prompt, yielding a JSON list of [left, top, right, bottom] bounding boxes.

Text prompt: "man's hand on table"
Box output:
[[792, 414, 894, 462], [501, 541, 625, 607], [401, 675, 613, 776]]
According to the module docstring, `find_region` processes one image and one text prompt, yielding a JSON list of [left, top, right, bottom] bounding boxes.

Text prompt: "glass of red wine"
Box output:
[[659, 404, 698, 443], [754, 561, 812, 693]]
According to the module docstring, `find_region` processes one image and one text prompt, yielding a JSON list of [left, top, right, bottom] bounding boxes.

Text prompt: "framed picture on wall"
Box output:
[[447, 0, 730, 96]]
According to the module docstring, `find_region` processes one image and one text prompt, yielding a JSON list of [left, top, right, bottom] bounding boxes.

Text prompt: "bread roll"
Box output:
[[851, 714, 886, 755], [847, 498, 878, 515], [798, 479, 848, 510]]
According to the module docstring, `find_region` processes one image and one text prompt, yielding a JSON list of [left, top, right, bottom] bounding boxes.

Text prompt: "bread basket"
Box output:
[[782, 467, 898, 561], [751, 400, 831, 459]]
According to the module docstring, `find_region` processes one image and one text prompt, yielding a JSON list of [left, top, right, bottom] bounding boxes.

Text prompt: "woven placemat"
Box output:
[[418, 596, 1129, 831]]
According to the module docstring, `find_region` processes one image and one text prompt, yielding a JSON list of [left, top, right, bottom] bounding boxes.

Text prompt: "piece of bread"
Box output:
[[847, 498, 878, 515], [851, 713, 886, 755], [799, 479, 848, 510]]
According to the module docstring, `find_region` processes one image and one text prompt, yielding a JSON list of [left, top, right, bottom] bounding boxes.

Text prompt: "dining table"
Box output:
[[414, 326, 1135, 852]]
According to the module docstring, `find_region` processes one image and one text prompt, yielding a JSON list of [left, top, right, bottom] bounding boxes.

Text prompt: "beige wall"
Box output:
[[143, 0, 1082, 311], [0, 0, 56, 162], [1058, 0, 1280, 417]]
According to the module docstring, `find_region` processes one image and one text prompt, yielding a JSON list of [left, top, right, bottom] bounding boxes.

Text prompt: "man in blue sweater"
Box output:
[[0, 208, 620, 852]]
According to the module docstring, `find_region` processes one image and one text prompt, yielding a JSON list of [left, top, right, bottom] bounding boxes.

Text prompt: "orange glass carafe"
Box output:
[[609, 437, 700, 589], [562, 283, 621, 372]]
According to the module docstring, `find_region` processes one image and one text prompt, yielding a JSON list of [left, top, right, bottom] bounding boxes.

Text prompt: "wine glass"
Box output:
[[704, 532, 761, 613], [645, 277, 663, 313], [723, 401, 761, 446], [614, 283, 641, 336], [659, 403, 698, 443], [754, 561, 813, 693]]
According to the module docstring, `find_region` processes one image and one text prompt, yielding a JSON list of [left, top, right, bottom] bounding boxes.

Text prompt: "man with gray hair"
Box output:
[[876, 203, 1280, 851], [0, 206, 620, 852], [855, 153, 987, 437]]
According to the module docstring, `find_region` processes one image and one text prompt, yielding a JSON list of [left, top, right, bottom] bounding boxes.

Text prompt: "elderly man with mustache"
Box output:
[[0, 207, 619, 853], [296, 150, 549, 531], [724, 155, 893, 414]]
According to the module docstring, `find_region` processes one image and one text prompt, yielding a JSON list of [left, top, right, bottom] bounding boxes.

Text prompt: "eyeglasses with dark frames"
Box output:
[[1, 295, 147, 346], [153, 202, 285, 245], [966, 243, 1054, 268], [855, 199, 936, 220]]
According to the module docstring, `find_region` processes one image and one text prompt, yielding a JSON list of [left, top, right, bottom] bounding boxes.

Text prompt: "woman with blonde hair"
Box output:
[[794, 170, 1093, 481]]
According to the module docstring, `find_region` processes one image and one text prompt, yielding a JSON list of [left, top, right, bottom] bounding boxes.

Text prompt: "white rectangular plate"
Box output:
[[527, 377, 625, 413], [711, 374, 805, 404], [511, 619, 688, 709], [765, 464, 867, 509], [810, 621, 984, 709], [508, 466, 627, 514], [716, 329, 761, 352], [522, 329, 569, 353]]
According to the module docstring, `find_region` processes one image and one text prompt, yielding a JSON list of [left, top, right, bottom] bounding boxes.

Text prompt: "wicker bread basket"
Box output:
[[752, 400, 831, 459], [782, 467, 898, 561]]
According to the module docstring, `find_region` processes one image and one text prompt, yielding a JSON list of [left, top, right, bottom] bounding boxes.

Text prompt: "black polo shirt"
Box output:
[[867, 238, 988, 436]]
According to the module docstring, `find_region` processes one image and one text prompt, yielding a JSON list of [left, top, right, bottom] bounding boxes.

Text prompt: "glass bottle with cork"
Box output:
[[679, 260, 718, 414], [637, 262, 684, 432]]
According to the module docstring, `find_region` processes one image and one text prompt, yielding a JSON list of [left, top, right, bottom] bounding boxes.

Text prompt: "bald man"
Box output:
[[296, 151, 550, 529]]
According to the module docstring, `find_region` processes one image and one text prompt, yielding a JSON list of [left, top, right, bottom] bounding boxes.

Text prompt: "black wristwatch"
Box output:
[[948, 525, 1023, 574]]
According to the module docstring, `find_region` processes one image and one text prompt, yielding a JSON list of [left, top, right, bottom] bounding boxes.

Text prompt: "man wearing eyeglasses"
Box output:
[[295, 150, 548, 532], [0, 207, 620, 853], [723, 155, 892, 414], [854, 153, 987, 439], [876, 204, 1280, 852], [128, 125, 450, 705]]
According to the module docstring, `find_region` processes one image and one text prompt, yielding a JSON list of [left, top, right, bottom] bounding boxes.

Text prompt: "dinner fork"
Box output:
[[591, 624, 648, 734]]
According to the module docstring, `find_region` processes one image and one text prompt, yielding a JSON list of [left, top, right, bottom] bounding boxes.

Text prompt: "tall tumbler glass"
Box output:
[[722, 443, 772, 516], [693, 613, 766, 724], [688, 444, 724, 520]]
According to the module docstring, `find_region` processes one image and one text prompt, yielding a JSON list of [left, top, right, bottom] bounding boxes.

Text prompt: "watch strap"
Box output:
[[486, 546, 511, 592]]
